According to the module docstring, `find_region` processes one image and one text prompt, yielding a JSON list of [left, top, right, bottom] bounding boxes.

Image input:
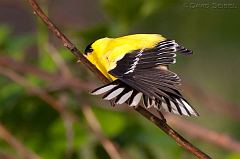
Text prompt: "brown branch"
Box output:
[[28, 0, 108, 84], [134, 106, 209, 158], [0, 67, 77, 122], [26, 0, 211, 158], [0, 55, 56, 82], [168, 115, 240, 153], [0, 122, 41, 159], [183, 82, 240, 121], [0, 152, 16, 159], [0, 55, 93, 91]]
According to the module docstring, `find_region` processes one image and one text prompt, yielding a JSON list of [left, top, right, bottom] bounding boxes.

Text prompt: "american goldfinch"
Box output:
[[84, 34, 198, 116]]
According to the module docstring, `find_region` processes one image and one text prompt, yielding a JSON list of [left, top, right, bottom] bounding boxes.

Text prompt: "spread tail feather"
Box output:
[[91, 80, 199, 116]]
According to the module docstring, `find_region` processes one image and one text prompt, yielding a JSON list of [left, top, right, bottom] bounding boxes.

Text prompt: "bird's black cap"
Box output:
[[84, 42, 94, 54]]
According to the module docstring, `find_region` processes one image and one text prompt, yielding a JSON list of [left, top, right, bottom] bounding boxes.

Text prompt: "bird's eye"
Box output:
[[84, 42, 94, 54]]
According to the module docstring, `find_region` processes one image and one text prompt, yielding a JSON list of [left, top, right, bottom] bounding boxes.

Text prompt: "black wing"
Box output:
[[110, 39, 192, 75], [92, 40, 198, 116]]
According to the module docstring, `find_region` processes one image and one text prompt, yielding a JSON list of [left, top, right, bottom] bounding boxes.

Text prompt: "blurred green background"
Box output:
[[0, 0, 240, 159]]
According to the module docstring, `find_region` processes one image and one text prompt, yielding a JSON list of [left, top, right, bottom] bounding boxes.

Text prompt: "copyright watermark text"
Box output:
[[184, 2, 239, 9]]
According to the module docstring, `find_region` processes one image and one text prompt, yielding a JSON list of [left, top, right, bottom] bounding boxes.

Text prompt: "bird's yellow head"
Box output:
[[84, 38, 115, 79], [84, 38, 112, 56]]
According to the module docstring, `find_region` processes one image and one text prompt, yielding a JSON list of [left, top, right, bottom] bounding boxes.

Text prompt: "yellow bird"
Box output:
[[84, 34, 198, 117]]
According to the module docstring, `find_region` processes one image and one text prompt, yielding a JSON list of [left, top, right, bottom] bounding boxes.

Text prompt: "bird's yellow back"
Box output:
[[85, 34, 166, 80]]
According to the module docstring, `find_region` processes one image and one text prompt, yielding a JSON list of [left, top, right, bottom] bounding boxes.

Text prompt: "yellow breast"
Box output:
[[85, 34, 166, 80]]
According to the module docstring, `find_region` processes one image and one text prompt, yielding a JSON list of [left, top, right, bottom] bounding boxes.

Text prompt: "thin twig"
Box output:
[[58, 94, 74, 159], [0, 55, 93, 91], [44, 43, 72, 78], [0, 122, 41, 159], [183, 82, 240, 121], [0, 66, 123, 159], [168, 115, 240, 153], [0, 152, 16, 159], [0, 67, 77, 122], [26, 0, 211, 158], [82, 106, 122, 159]]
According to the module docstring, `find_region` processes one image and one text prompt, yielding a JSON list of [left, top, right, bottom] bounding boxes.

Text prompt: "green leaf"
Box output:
[[38, 52, 57, 73], [77, 25, 109, 48], [92, 106, 127, 137], [0, 80, 23, 109], [227, 153, 240, 159], [0, 25, 11, 46], [5, 34, 36, 59], [102, 0, 144, 25]]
